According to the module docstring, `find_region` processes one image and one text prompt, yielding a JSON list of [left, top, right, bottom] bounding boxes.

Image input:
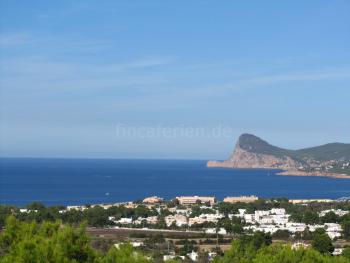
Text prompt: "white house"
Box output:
[[165, 214, 188, 227], [187, 251, 198, 261], [117, 218, 133, 224], [204, 228, 227, 235]]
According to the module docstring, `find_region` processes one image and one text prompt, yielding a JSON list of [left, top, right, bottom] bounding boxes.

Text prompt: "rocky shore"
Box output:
[[207, 161, 350, 179], [277, 170, 350, 179], [208, 161, 350, 179], [207, 133, 350, 179]]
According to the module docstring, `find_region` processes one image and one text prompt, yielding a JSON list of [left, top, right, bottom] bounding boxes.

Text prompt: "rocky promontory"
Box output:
[[207, 134, 350, 179]]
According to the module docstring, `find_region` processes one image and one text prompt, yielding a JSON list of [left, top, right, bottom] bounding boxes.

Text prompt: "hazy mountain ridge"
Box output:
[[207, 134, 350, 177]]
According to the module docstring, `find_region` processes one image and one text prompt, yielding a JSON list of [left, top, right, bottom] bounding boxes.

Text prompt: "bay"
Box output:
[[1, 158, 350, 206]]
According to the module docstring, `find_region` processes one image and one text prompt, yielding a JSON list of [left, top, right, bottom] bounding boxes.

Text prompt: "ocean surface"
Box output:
[[1, 158, 350, 206]]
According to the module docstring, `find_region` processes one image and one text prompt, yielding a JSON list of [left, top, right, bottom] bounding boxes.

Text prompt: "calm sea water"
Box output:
[[1, 158, 350, 206]]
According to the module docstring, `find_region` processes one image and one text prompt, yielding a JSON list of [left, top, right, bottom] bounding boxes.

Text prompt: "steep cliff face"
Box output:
[[207, 134, 302, 169], [207, 134, 350, 175], [224, 142, 301, 169]]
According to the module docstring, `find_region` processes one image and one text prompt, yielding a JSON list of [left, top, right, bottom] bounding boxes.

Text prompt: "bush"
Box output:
[[312, 229, 334, 254], [0, 216, 150, 263]]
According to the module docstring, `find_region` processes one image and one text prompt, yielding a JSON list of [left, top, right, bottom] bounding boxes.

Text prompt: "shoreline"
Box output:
[[276, 170, 350, 179], [207, 161, 350, 179]]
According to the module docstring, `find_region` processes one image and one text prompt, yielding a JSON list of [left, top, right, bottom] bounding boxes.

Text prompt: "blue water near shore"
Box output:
[[1, 158, 350, 206]]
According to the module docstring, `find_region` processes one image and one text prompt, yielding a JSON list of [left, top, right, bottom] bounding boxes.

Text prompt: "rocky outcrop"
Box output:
[[207, 138, 302, 169], [277, 170, 350, 179], [207, 133, 350, 178]]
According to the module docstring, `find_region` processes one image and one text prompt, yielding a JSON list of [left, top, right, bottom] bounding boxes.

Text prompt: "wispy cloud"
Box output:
[[0, 55, 174, 97], [246, 68, 350, 85], [0, 33, 35, 47], [123, 57, 175, 69], [187, 67, 350, 98], [1, 32, 349, 113], [0, 32, 113, 54]]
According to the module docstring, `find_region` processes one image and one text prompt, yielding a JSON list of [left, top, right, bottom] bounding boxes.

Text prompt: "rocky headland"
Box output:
[[207, 134, 350, 179]]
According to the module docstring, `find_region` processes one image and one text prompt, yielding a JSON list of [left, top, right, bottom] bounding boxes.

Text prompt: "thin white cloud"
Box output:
[[0, 32, 113, 53], [247, 69, 350, 85], [0, 33, 35, 47], [0, 55, 173, 96], [1, 40, 350, 113], [185, 67, 350, 98]]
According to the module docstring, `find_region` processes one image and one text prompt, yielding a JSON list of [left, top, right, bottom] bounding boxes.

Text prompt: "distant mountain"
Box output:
[[207, 134, 350, 178]]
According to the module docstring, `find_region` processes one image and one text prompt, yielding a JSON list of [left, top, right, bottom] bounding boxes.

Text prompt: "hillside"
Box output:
[[207, 134, 350, 178]]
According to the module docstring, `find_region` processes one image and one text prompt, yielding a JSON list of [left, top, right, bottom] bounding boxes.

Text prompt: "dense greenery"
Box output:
[[239, 134, 350, 162], [237, 133, 350, 173], [238, 134, 293, 158], [312, 229, 335, 254], [215, 243, 350, 263], [1, 218, 350, 262], [0, 216, 150, 263], [2, 199, 350, 240], [0, 203, 158, 228], [213, 232, 349, 263]]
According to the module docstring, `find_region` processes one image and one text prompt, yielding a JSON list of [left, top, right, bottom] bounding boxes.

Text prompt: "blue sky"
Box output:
[[0, 0, 349, 159]]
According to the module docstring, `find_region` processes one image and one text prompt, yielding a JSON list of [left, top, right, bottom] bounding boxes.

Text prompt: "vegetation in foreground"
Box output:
[[213, 231, 350, 263], [1, 217, 350, 263], [0, 216, 150, 263]]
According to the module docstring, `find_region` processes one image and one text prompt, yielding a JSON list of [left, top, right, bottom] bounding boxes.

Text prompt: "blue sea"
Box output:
[[1, 158, 350, 206]]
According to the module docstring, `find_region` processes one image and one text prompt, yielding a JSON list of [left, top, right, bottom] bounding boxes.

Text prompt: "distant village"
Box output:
[[18, 195, 350, 261]]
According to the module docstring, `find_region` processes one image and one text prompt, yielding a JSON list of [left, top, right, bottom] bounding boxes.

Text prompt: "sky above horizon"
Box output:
[[1, 1, 350, 159]]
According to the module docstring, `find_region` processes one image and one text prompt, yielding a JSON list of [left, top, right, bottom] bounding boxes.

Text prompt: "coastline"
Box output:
[[277, 170, 350, 179], [207, 161, 350, 179]]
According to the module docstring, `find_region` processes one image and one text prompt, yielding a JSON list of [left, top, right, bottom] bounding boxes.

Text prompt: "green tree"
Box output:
[[252, 244, 347, 263], [26, 201, 45, 211], [85, 206, 109, 227], [232, 224, 243, 235], [342, 220, 350, 240], [0, 216, 152, 263], [102, 243, 150, 263], [312, 229, 334, 254], [0, 205, 16, 228], [250, 231, 272, 250], [214, 239, 349, 263], [342, 247, 350, 260], [321, 211, 339, 223], [303, 211, 319, 224], [0, 216, 98, 262], [272, 230, 291, 240], [213, 231, 272, 263], [218, 218, 233, 233]]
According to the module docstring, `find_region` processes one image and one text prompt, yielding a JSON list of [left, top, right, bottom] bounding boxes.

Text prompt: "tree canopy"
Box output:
[[1, 217, 350, 263], [0, 216, 150, 263]]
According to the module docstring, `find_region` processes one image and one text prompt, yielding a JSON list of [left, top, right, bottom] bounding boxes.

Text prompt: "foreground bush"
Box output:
[[1, 217, 349, 262], [0, 216, 150, 263], [214, 232, 350, 263]]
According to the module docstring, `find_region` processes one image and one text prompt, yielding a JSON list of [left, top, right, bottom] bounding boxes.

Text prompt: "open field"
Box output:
[[87, 227, 220, 239]]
